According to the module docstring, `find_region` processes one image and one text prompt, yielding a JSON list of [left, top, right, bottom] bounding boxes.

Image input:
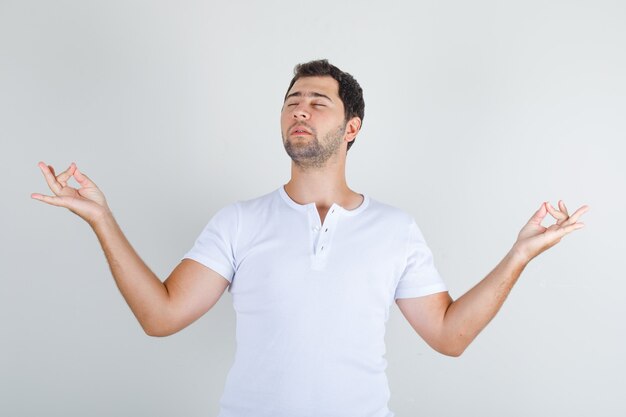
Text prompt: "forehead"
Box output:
[[287, 76, 340, 99]]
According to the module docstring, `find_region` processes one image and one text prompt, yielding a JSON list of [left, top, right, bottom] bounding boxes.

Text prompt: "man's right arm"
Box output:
[[92, 213, 230, 336], [32, 161, 229, 337]]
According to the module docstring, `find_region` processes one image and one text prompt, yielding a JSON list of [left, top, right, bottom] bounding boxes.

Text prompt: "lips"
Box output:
[[290, 125, 312, 136]]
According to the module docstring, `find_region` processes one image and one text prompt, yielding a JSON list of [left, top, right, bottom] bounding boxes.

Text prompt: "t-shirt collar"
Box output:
[[278, 185, 369, 216]]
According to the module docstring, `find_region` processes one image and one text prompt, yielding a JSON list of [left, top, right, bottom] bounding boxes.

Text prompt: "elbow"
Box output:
[[432, 337, 470, 357], [144, 327, 171, 338], [437, 345, 466, 357], [141, 319, 176, 338]]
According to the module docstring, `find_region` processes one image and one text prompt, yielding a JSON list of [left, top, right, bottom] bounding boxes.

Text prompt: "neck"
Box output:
[[284, 153, 362, 211]]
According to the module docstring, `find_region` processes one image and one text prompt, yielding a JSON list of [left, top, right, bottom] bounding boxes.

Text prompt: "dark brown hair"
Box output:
[[285, 59, 365, 151]]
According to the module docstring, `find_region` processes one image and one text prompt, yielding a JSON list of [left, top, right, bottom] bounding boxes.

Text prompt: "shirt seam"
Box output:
[[232, 201, 242, 273]]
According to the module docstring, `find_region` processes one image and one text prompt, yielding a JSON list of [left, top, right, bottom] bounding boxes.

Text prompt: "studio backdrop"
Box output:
[[1, 1, 624, 416]]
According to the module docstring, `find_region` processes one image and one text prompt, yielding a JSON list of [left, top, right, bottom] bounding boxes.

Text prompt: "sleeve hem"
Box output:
[[182, 253, 234, 283], [394, 283, 448, 300]]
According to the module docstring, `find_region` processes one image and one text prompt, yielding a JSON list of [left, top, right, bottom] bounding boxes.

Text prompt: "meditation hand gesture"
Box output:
[[513, 201, 589, 263], [31, 162, 111, 226]]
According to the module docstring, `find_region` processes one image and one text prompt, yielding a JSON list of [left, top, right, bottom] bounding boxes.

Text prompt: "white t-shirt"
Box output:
[[184, 186, 447, 417]]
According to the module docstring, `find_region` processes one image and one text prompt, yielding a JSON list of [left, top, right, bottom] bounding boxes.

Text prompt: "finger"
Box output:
[[540, 223, 584, 248], [31, 193, 68, 208], [56, 162, 77, 186], [562, 205, 590, 226], [546, 202, 568, 223], [38, 162, 63, 195], [556, 221, 585, 237], [74, 167, 97, 188], [528, 202, 548, 225], [558, 200, 569, 217]]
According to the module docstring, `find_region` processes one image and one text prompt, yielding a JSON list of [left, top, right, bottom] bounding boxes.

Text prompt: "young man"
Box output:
[[32, 60, 588, 417]]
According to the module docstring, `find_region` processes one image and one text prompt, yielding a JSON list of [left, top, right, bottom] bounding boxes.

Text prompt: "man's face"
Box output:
[[281, 76, 348, 169]]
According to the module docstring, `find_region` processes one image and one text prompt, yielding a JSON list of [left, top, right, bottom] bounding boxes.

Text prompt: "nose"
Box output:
[[292, 104, 310, 120]]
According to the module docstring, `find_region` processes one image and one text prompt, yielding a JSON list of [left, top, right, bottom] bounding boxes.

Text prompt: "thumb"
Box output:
[[527, 202, 548, 225], [74, 166, 97, 187]]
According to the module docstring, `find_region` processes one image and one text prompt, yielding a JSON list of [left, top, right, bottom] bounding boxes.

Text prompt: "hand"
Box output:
[[31, 161, 112, 226], [513, 201, 589, 264]]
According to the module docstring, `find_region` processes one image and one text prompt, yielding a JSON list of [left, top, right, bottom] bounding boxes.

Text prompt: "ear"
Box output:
[[344, 117, 362, 144]]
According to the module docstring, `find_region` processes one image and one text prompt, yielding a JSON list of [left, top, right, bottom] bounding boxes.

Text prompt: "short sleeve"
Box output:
[[182, 203, 240, 283], [394, 221, 447, 299]]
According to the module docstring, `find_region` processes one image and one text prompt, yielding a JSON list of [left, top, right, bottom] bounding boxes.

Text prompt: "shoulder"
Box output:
[[212, 188, 288, 229], [238, 188, 279, 208], [200, 189, 277, 227], [235, 188, 283, 217], [350, 196, 424, 245], [364, 197, 416, 227]]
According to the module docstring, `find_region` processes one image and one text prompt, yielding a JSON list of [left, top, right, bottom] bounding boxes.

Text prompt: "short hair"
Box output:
[[285, 59, 365, 151]]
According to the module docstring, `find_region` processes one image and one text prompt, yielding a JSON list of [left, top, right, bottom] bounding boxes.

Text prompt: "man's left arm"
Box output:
[[396, 200, 589, 357]]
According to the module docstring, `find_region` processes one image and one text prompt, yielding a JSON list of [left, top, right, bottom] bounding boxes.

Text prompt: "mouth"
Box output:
[[290, 125, 312, 136]]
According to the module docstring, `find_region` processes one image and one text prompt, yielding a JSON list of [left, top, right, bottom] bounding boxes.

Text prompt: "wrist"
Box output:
[[508, 243, 532, 268], [89, 207, 115, 230]]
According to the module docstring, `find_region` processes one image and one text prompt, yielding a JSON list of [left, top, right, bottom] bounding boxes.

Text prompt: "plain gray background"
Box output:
[[1, 0, 624, 416]]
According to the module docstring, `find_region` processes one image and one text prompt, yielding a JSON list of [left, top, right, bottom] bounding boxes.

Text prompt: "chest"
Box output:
[[228, 214, 408, 320]]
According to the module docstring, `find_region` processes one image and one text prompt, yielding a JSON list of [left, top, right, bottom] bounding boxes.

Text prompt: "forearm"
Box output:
[[441, 247, 528, 355], [31, 162, 229, 336], [91, 211, 170, 335], [397, 202, 587, 357]]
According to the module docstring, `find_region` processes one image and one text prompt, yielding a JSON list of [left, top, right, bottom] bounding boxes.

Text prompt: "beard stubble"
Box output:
[[282, 123, 346, 170]]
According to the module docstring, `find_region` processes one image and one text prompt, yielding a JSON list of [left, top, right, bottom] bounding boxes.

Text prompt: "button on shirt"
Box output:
[[183, 187, 447, 417]]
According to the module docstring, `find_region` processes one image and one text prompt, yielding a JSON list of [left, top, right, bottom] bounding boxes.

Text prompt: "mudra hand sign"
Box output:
[[31, 161, 111, 226], [513, 201, 589, 263]]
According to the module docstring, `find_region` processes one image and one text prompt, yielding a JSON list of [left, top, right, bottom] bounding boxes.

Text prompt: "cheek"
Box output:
[[280, 112, 292, 127]]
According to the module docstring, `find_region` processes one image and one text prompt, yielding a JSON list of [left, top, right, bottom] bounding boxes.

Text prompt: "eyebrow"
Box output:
[[285, 91, 333, 102]]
